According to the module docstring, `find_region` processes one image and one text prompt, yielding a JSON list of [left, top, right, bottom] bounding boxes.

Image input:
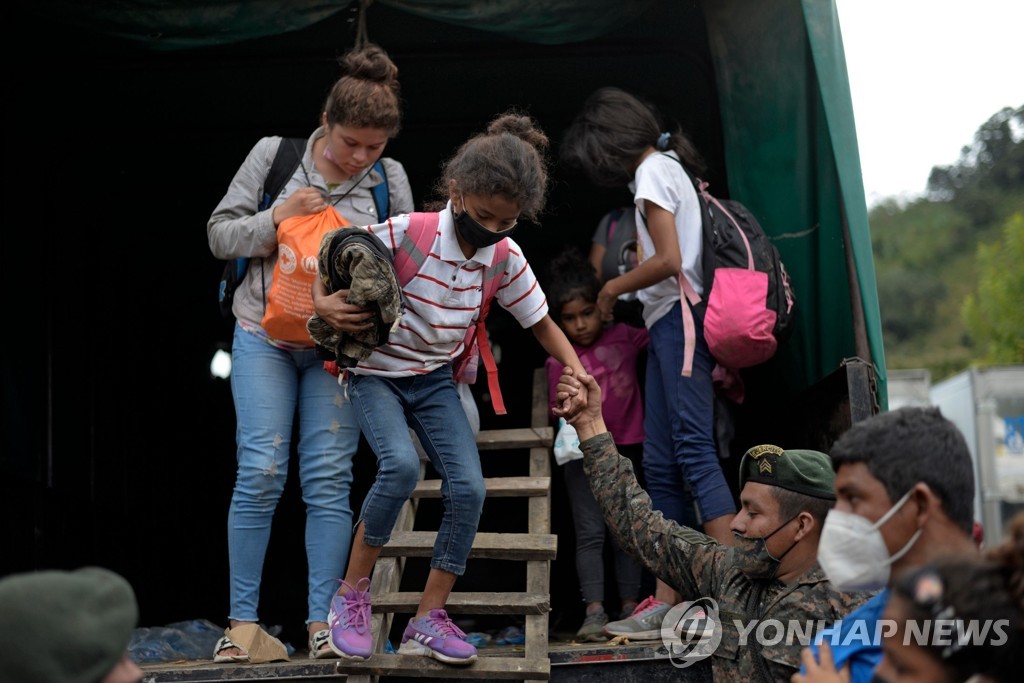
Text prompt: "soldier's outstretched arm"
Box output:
[[560, 369, 727, 597]]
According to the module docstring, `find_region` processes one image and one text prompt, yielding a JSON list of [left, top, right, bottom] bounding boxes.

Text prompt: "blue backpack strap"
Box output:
[[370, 160, 390, 220]]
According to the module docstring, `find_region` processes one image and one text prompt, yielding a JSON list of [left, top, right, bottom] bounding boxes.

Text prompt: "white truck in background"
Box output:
[[929, 366, 1024, 545]]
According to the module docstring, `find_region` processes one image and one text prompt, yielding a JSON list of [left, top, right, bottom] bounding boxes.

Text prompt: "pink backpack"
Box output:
[[393, 213, 511, 415], [647, 155, 796, 377]]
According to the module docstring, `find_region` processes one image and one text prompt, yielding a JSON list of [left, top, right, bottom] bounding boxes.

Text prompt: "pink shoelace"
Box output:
[[423, 610, 467, 638], [631, 595, 666, 617], [331, 577, 371, 633]]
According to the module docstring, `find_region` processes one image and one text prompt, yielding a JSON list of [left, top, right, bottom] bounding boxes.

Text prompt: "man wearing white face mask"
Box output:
[[793, 406, 978, 683], [554, 369, 871, 682]]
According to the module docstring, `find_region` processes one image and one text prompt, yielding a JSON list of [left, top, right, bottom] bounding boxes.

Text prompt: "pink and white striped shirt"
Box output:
[[353, 205, 549, 378]]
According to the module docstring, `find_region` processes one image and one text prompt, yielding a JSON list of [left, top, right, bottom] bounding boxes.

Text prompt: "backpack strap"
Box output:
[[260, 137, 304, 211], [370, 160, 390, 220], [605, 207, 624, 242], [394, 212, 438, 285], [472, 240, 510, 415], [393, 213, 508, 415], [677, 275, 701, 378], [221, 137, 304, 315], [637, 200, 702, 379]]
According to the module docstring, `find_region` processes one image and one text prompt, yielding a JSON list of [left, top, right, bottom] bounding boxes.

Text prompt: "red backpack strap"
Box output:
[[606, 207, 623, 242], [480, 240, 510, 312], [393, 212, 439, 286], [459, 239, 511, 415]]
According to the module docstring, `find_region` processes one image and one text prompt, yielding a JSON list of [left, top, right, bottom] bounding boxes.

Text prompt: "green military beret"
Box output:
[[0, 566, 138, 683], [739, 444, 836, 500]]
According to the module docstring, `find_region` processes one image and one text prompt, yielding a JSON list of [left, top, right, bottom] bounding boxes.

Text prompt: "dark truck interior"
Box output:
[[7, 1, 874, 649]]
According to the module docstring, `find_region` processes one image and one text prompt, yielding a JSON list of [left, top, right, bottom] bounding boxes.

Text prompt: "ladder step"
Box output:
[[412, 476, 550, 498], [381, 532, 557, 560], [334, 654, 550, 679], [372, 590, 550, 614], [476, 427, 553, 450]]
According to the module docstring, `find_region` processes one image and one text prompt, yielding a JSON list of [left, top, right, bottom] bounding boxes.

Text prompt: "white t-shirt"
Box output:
[[355, 204, 549, 377], [629, 150, 704, 329]]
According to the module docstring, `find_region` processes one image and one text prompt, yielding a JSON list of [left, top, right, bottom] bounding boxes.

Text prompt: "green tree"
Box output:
[[927, 105, 1023, 200], [874, 104, 1023, 379], [962, 213, 1024, 363], [876, 268, 945, 343]]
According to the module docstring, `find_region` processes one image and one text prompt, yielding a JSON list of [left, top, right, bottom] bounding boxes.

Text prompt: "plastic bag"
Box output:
[[553, 417, 583, 465], [128, 618, 223, 662]]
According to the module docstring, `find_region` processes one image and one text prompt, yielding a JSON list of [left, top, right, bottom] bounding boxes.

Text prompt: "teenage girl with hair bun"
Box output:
[[207, 43, 414, 661]]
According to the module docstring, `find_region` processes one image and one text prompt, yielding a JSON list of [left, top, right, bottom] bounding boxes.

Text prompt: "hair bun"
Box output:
[[487, 112, 549, 152], [338, 44, 399, 85]]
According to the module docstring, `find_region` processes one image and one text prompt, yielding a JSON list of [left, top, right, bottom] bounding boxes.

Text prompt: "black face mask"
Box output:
[[453, 204, 515, 248], [733, 514, 801, 580]]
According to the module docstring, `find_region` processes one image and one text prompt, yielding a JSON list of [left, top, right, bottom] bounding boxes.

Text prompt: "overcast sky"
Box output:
[[835, 0, 1023, 206]]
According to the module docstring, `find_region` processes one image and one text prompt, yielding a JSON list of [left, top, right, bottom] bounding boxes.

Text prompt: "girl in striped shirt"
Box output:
[[312, 111, 585, 664]]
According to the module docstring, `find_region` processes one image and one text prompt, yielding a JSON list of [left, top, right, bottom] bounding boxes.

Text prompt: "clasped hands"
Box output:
[[553, 367, 606, 441]]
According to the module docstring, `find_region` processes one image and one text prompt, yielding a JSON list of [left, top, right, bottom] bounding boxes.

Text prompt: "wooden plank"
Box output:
[[528, 367, 553, 536], [380, 532, 557, 560], [525, 559, 551, 666], [412, 476, 550, 498], [333, 654, 550, 680], [528, 449, 551, 532], [371, 591, 550, 614], [526, 368, 554, 683], [475, 427, 553, 450], [532, 367, 549, 430]]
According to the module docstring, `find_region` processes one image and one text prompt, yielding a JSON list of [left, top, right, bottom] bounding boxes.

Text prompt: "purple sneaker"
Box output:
[[328, 577, 373, 659], [398, 609, 478, 664]]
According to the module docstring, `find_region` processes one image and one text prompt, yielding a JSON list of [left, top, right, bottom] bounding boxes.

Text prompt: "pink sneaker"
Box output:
[[328, 577, 373, 659], [398, 609, 478, 664]]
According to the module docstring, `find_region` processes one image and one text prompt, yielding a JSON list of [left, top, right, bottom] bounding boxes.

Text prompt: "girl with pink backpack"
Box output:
[[560, 87, 737, 639]]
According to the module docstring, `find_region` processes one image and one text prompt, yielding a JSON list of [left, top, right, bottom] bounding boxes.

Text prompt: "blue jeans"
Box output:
[[228, 324, 358, 625], [348, 366, 485, 575], [643, 301, 736, 525]]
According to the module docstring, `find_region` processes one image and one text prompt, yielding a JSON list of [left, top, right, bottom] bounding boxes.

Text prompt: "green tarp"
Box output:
[[703, 0, 887, 406], [32, 0, 886, 405]]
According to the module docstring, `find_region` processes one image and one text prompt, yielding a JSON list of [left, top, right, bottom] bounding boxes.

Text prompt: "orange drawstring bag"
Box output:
[[262, 206, 351, 344]]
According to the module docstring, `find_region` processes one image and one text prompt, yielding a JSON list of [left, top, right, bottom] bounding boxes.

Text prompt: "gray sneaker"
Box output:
[[603, 596, 670, 640], [575, 609, 609, 642]]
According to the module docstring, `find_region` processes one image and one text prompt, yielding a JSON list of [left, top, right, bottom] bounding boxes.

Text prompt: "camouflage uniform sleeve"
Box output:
[[580, 432, 726, 598]]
